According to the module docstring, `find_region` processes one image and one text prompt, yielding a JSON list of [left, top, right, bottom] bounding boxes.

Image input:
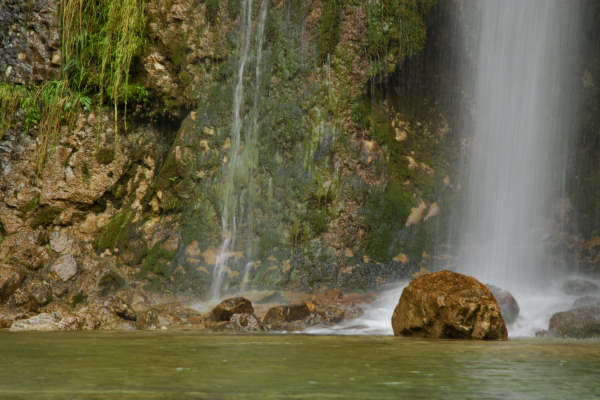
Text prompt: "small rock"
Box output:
[[51, 255, 78, 281], [486, 284, 520, 324], [230, 313, 262, 332], [208, 297, 254, 322]]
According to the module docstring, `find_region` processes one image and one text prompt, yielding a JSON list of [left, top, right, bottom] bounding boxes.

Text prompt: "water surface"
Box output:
[[0, 332, 598, 399]]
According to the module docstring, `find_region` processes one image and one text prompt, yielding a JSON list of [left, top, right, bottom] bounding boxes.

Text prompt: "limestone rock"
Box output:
[[0, 265, 25, 301], [26, 280, 52, 307], [208, 297, 254, 322], [230, 313, 262, 332], [50, 255, 78, 282], [548, 305, 600, 338], [392, 270, 507, 340], [10, 312, 79, 332], [487, 284, 520, 324]]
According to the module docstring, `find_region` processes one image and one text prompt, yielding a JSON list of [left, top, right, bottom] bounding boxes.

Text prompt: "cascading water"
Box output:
[[316, 1, 585, 337], [210, 0, 268, 300], [453, 0, 582, 335]]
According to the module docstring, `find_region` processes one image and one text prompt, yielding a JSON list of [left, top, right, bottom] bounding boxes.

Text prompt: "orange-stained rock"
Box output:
[[392, 270, 507, 340], [208, 297, 254, 322]]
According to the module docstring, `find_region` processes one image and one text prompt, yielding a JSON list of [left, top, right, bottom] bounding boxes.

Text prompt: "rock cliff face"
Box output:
[[0, 0, 599, 331]]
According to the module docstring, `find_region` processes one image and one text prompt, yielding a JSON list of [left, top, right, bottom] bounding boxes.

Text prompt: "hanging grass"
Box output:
[[59, 0, 146, 142]]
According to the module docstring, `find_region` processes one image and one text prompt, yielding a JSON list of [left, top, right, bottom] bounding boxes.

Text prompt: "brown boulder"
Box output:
[[208, 297, 254, 322], [392, 270, 508, 340], [548, 305, 600, 338], [262, 303, 311, 331]]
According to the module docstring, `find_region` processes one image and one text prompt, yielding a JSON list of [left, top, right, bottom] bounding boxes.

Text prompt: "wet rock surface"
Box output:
[[487, 284, 520, 324], [548, 305, 600, 338], [392, 270, 508, 340], [562, 279, 599, 296]]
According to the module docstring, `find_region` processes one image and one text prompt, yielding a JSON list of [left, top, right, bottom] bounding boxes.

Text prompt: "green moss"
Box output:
[[30, 206, 62, 229], [19, 196, 40, 216], [71, 292, 87, 308], [227, 0, 241, 20], [318, 0, 342, 63], [94, 211, 133, 251], [361, 181, 413, 261], [99, 270, 126, 295], [142, 243, 176, 277], [95, 148, 115, 165], [205, 0, 220, 24], [365, 0, 435, 78]]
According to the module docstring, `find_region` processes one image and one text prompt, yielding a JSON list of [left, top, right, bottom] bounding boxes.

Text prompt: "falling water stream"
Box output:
[[210, 0, 268, 299], [453, 0, 582, 335]]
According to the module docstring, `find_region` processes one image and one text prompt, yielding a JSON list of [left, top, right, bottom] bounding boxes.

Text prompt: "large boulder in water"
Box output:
[[486, 284, 520, 324], [392, 270, 508, 340], [548, 305, 600, 338]]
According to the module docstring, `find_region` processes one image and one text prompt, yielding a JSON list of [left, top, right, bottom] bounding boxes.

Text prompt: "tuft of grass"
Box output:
[[60, 0, 146, 140]]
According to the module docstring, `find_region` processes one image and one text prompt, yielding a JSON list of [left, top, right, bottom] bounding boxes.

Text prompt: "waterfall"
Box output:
[[452, 1, 582, 333], [210, 0, 269, 299]]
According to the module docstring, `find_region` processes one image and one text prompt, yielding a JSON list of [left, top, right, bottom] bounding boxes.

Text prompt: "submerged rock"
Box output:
[[486, 284, 520, 324], [548, 305, 600, 338], [392, 270, 507, 340]]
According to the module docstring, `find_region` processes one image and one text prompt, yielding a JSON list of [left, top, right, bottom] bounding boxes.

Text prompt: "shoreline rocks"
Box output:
[[392, 270, 508, 340]]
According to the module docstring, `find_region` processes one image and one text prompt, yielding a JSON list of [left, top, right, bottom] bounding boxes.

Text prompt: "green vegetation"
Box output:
[[30, 206, 62, 229], [318, 0, 342, 63], [94, 210, 133, 251], [60, 0, 146, 137], [71, 292, 87, 307], [361, 181, 414, 261], [365, 0, 435, 77], [141, 243, 176, 284], [205, 0, 220, 24]]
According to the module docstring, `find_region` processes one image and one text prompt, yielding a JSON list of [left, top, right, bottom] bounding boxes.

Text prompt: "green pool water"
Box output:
[[0, 331, 598, 399]]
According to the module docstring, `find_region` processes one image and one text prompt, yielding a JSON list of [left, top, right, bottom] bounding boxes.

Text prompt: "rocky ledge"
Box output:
[[1, 288, 368, 333], [392, 270, 508, 340]]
